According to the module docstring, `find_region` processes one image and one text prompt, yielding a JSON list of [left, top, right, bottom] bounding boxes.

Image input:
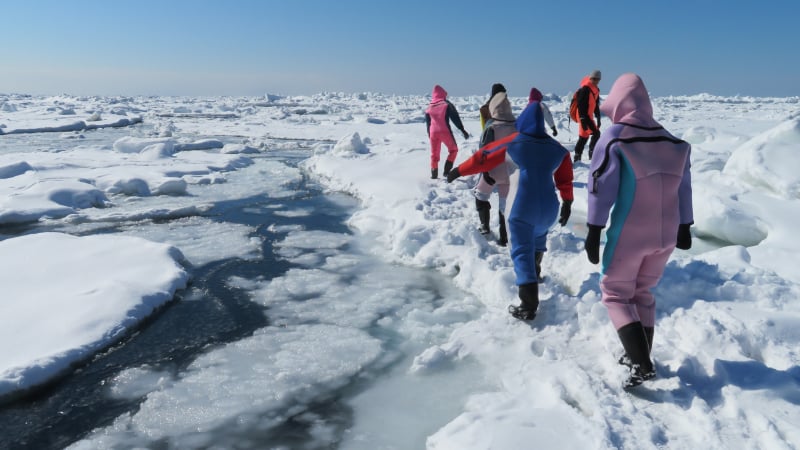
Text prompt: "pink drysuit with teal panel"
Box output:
[[587, 73, 693, 330]]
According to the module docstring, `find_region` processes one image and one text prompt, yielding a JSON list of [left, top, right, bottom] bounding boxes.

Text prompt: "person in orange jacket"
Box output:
[[572, 70, 602, 162]]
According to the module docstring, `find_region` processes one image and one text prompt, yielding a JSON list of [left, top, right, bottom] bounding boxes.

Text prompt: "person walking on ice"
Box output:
[[425, 84, 469, 179], [584, 73, 694, 389], [571, 70, 602, 162], [504, 100, 573, 320], [447, 99, 573, 320], [479, 83, 507, 130], [528, 87, 558, 137], [473, 90, 516, 245]]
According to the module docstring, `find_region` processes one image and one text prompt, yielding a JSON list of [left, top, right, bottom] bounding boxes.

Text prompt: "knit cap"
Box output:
[[491, 83, 507, 96], [528, 87, 543, 103]]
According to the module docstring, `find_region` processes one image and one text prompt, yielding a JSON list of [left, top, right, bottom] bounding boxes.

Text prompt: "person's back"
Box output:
[[504, 101, 573, 320], [587, 74, 692, 254], [585, 72, 693, 389], [424, 85, 468, 179], [471, 91, 516, 244], [426, 85, 450, 135], [573, 70, 602, 161], [507, 103, 571, 225], [480, 92, 516, 185], [479, 83, 507, 130]]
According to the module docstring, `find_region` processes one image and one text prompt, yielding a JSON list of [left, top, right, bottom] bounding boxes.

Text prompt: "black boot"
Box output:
[[617, 322, 656, 388], [443, 160, 454, 177], [431, 168, 438, 179], [619, 326, 655, 366], [574, 136, 587, 162], [534, 251, 544, 282], [476, 199, 491, 235], [497, 212, 508, 246], [509, 283, 538, 320]]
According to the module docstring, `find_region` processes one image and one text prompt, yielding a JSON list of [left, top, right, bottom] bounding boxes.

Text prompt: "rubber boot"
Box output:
[[574, 136, 587, 162], [508, 283, 538, 320], [431, 168, 438, 179], [497, 212, 508, 246], [620, 326, 655, 367], [443, 160, 454, 178], [476, 199, 491, 235], [617, 322, 656, 388], [534, 251, 544, 282]]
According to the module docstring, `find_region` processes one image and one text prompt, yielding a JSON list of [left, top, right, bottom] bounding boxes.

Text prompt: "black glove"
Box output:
[[585, 224, 603, 264], [551, 126, 558, 137], [446, 167, 461, 183], [462, 130, 470, 140], [482, 172, 496, 186], [558, 200, 572, 226], [676, 223, 692, 250]]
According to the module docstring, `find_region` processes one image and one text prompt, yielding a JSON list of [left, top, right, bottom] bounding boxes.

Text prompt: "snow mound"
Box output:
[[332, 132, 370, 156], [113, 136, 175, 154], [0, 161, 33, 179], [682, 126, 717, 144], [723, 118, 800, 198]]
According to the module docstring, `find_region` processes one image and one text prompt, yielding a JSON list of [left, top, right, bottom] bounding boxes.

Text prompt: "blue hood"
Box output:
[[515, 101, 547, 137]]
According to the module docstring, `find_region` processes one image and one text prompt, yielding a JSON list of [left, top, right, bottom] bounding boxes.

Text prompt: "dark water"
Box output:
[[0, 146, 361, 449]]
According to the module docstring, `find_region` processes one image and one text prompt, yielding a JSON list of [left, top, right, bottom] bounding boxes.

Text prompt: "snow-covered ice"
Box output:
[[1, 90, 799, 449]]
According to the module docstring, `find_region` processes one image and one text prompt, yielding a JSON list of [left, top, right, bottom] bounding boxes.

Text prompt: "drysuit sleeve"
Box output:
[[540, 103, 555, 129], [425, 113, 431, 137], [594, 94, 601, 122], [479, 126, 495, 148], [587, 140, 621, 226], [554, 153, 574, 202], [446, 101, 467, 133], [457, 132, 518, 176], [678, 146, 694, 225], [577, 86, 591, 120]]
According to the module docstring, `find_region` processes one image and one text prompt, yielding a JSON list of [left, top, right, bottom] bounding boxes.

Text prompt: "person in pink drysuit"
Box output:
[[425, 85, 469, 179], [584, 73, 694, 389]]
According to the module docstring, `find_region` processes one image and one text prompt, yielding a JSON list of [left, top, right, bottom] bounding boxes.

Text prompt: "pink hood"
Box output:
[[599, 73, 659, 127], [431, 85, 448, 104], [528, 87, 543, 103]]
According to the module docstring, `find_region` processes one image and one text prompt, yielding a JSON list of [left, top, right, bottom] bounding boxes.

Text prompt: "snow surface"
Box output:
[[1, 90, 800, 449]]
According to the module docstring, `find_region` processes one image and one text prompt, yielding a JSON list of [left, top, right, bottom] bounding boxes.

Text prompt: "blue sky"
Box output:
[[2, 0, 798, 98]]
